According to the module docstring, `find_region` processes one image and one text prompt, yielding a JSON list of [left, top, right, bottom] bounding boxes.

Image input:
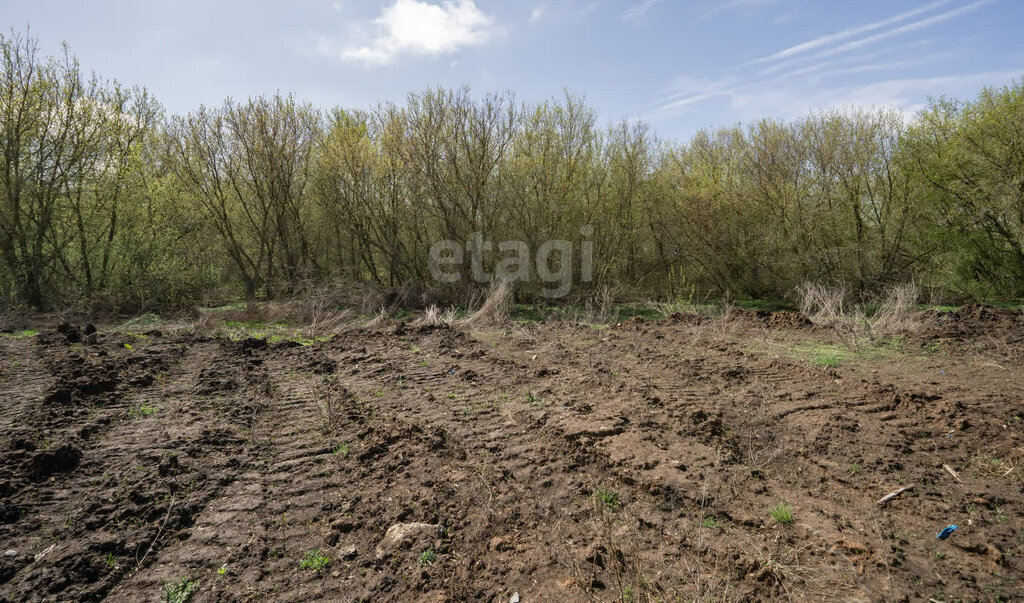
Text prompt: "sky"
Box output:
[[3, 0, 1023, 141]]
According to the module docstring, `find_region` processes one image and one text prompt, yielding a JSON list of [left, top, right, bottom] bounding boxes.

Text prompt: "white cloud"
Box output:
[[772, 9, 800, 26], [699, 0, 784, 21], [749, 0, 952, 64], [643, 0, 1007, 136], [329, 0, 496, 66], [812, 0, 996, 60], [529, 5, 545, 23], [646, 68, 1023, 126], [780, 70, 1021, 120], [622, 0, 663, 23]]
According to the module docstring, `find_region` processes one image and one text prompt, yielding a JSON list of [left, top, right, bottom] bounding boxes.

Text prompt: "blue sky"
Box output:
[[4, 0, 1023, 140]]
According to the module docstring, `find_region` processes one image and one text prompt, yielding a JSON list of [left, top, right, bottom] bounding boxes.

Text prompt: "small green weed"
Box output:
[[593, 485, 620, 510], [128, 404, 157, 419], [700, 516, 723, 529], [418, 547, 436, 566], [165, 577, 199, 603], [299, 549, 331, 571]]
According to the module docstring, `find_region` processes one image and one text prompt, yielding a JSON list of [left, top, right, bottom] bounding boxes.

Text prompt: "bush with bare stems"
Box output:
[[795, 281, 922, 340]]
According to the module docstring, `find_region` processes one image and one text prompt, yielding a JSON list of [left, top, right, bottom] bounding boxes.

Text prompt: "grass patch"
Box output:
[[268, 332, 332, 346], [458, 400, 496, 415], [812, 351, 842, 368], [733, 298, 794, 312], [970, 453, 1018, 480], [1, 328, 38, 339], [507, 302, 723, 324], [768, 502, 795, 525], [216, 320, 332, 346], [333, 442, 350, 458], [778, 340, 906, 369], [987, 301, 1024, 310]]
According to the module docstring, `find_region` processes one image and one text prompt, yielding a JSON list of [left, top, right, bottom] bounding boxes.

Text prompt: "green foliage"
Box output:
[[593, 485, 621, 510], [165, 577, 199, 603], [904, 80, 1024, 297], [2, 32, 1023, 311], [299, 549, 331, 571]]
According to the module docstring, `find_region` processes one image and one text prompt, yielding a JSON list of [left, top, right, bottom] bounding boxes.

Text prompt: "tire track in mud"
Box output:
[[0, 338, 54, 435], [582, 320, 1023, 599], [323, 324, 826, 599], [1, 331, 188, 600], [108, 334, 458, 600], [5, 316, 1020, 601], [315, 329, 595, 601], [300, 326, 701, 600], [0, 334, 262, 601], [432, 320, 1021, 600], [104, 337, 276, 601]]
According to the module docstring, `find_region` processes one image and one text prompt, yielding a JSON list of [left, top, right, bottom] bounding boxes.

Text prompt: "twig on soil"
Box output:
[[874, 519, 892, 594], [476, 466, 494, 521], [34, 543, 56, 562], [696, 473, 708, 597], [137, 495, 175, 568], [876, 486, 913, 505], [942, 464, 962, 482]]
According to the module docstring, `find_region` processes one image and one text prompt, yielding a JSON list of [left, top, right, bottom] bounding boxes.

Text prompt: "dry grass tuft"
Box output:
[[367, 305, 394, 328], [867, 282, 921, 335], [189, 312, 216, 336], [414, 304, 458, 328], [461, 281, 513, 326]]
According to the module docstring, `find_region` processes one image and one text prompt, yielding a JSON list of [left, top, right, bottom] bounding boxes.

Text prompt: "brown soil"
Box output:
[[0, 309, 1021, 601]]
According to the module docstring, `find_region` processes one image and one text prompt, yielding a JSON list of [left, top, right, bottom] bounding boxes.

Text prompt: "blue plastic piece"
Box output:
[[936, 525, 958, 539]]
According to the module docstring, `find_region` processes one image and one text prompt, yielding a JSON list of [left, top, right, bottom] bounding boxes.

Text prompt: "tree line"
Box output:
[[2, 31, 1022, 311]]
